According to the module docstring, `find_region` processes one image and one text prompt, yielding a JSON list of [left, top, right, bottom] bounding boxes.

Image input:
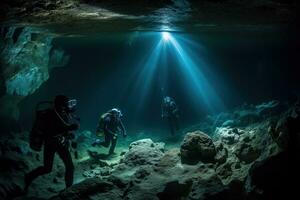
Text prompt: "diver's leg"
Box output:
[[57, 145, 74, 188], [109, 136, 117, 155], [99, 133, 110, 148], [168, 117, 175, 135], [174, 116, 180, 130], [24, 141, 56, 190]]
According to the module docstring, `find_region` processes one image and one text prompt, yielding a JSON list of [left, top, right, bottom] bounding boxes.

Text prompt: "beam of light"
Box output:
[[122, 31, 225, 124], [130, 38, 164, 112], [165, 33, 225, 113], [162, 32, 171, 42]]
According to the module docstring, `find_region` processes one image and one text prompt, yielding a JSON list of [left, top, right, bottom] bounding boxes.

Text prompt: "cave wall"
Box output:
[[0, 26, 69, 131]]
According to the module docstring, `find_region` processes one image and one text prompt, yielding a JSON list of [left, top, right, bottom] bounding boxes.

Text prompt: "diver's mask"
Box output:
[[164, 97, 171, 104], [67, 99, 77, 112]]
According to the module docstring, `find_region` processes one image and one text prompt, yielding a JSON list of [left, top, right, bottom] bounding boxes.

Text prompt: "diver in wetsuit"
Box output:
[[161, 96, 179, 135], [92, 108, 127, 155], [24, 95, 80, 191]]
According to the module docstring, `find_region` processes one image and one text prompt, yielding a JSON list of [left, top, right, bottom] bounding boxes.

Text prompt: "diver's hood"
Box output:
[[110, 108, 123, 118], [67, 99, 77, 112]]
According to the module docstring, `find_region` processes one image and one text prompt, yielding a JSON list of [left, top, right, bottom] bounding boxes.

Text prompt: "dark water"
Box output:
[[19, 30, 300, 135]]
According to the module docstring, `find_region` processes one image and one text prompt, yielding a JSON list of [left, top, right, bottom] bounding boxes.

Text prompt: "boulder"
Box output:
[[119, 139, 165, 167], [180, 131, 216, 165], [234, 142, 261, 164]]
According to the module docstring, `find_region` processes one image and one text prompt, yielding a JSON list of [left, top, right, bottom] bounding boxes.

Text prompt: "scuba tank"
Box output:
[[96, 112, 110, 137], [29, 101, 53, 151]]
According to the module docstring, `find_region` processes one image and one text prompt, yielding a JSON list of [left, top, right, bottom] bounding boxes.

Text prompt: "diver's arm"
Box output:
[[119, 120, 127, 137], [104, 123, 115, 136], [67, 123, 79, 131], [171, 102, 179, 115], [66, 113, 80, 131]]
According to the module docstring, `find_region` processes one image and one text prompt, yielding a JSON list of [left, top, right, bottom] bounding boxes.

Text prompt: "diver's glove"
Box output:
[[123, 132, 127, 138], [92, 139, 101, 147], [112, 134, 118, 140]]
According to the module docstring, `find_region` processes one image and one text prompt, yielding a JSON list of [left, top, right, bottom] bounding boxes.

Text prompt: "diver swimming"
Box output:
[[24, 95, 80, 192], [92, 108, 127, 155], [161, 96, 180, 135]]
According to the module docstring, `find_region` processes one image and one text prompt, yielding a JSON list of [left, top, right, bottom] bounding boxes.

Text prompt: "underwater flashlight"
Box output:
[[162, 32, 171, 41]]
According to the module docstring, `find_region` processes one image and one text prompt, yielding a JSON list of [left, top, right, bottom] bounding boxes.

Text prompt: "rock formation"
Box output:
[[0, 26, 69, 128], [180, 131, 216, 164], [0, 100, 297, 200]]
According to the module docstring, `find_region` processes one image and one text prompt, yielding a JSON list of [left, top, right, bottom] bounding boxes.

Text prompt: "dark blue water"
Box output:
[[19, 31, 300, 135]]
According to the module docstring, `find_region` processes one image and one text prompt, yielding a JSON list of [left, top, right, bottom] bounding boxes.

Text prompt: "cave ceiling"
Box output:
[[0, 0, 299, 36]]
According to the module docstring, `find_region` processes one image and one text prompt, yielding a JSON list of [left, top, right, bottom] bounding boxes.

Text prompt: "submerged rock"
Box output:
[[234, 142, 261, 164], [215, 127, 240, 145], [214, 141, 228, 165], [120, 139, 165, 167], [269, 104, 300, 150], [157, 180, 192, 200], [180, 131, 216, 165], [53, 178, 114, 200]]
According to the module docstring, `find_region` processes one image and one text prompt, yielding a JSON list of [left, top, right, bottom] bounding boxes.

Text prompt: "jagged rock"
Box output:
[[214, 141, 228, 164], [1, 27, 52, 97], [180, 131, 216, 165], [216, 154, 251, 186], [0, 26, 69, 122]]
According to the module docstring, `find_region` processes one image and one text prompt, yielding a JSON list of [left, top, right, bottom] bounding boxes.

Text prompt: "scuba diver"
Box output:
[[161, 96, 179, 135], [92, 108, 127, 155], [24, 95, 80, 192]]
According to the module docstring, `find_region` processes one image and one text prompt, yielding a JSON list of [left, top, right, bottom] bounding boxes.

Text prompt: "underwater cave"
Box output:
[[0, 0, 300, 200]]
